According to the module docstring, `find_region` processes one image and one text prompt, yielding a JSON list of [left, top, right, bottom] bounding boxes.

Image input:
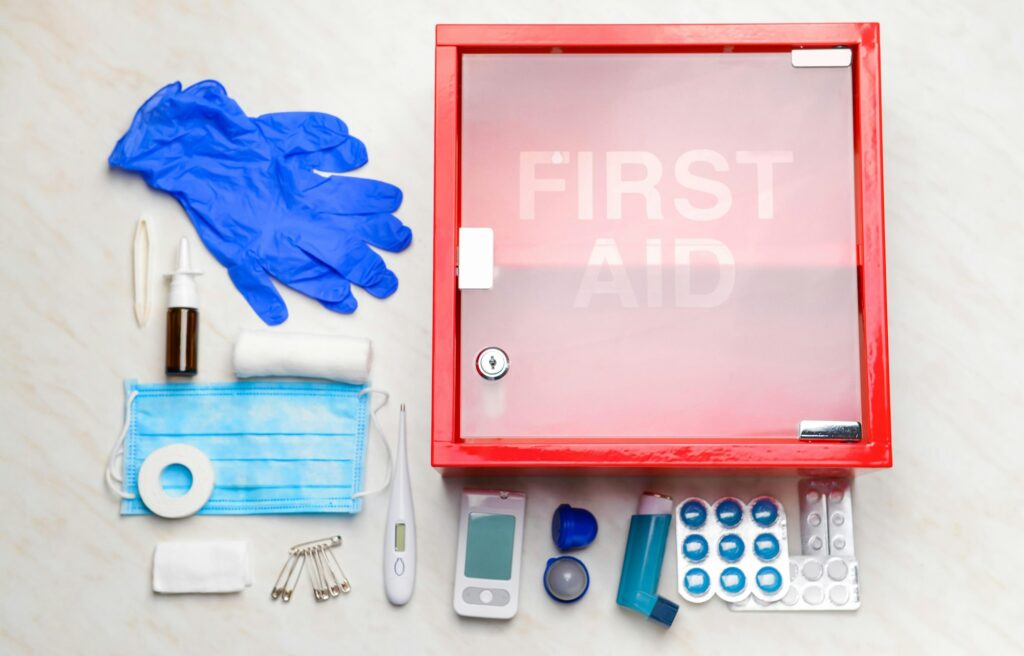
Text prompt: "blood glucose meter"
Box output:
[[453, 489, 526, 619]]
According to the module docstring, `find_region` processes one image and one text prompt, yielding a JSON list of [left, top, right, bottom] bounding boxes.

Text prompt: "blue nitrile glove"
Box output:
[[109, 80, 412, 324]]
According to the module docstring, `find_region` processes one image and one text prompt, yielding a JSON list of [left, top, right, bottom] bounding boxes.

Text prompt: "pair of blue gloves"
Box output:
[[110, 80, 411, 324]]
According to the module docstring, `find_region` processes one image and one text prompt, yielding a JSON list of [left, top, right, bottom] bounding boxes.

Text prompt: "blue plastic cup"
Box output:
[[551, 504, 599, 551]]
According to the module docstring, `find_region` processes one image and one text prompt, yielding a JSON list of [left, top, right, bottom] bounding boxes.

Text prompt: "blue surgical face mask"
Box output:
[[106, 380, 390, 515]]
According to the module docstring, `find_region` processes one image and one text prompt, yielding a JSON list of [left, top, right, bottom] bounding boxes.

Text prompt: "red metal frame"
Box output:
[[433, 24, 890, 473]]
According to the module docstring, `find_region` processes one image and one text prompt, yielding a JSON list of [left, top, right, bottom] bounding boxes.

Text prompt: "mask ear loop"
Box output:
[[105, 390, 138, 500], [353, 388, 393, 499]]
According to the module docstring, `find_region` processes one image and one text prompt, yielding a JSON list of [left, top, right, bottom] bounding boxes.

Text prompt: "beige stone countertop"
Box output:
[[2, 1, 1021, 654]]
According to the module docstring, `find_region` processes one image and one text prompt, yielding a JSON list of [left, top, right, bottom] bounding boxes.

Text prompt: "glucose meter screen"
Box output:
[[465, 513, 515, 580]]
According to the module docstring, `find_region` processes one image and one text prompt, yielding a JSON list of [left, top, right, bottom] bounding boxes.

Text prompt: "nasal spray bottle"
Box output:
[[165, 238, 201, 377], [616, 492, 679, 627]]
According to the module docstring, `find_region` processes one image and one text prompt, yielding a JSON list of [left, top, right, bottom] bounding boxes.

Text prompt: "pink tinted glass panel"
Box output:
[[459, 53, 861, 439]]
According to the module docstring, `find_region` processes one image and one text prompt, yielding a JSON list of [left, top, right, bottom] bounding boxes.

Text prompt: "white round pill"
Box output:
[[827, 559, 849, 581], [829, 585, 850, 606], [802, 560, 824, 581], [829, 490, 844, 503], [782, 588, 800, 606], [808, 536, 824, 552], [808, 512, 822, 527], [832, 512, 845, 526], [803, 585, 824, 605], [806, 490, 820, 503], [833, 536, 847, 551]]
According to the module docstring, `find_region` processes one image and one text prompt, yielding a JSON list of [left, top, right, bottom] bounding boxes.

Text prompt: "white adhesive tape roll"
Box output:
[[137, 444, 215, 519]]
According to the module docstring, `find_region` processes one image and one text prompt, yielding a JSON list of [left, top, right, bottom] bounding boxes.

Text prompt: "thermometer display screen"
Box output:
[[395, 523, 406, 552]]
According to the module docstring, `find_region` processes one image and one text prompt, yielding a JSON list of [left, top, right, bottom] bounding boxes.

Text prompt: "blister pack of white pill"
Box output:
[[731, 479, 860, 612], [731, 555, 860, 611], [675, 496, 790, 604]]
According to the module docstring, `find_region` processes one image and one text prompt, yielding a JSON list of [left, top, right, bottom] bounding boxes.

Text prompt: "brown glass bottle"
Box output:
[[166, 307, 198, 376], [165, 237, 200, 377]]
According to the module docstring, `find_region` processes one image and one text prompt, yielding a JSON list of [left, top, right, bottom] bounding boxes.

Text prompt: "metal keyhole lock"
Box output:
[[476, 347, 509, 380]]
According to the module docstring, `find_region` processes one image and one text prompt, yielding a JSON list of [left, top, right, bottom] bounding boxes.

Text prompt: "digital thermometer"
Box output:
[[384, 404, 415, 605]]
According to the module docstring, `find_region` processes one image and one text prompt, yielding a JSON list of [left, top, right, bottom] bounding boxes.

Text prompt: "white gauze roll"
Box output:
[[233, 330, 372, 384]]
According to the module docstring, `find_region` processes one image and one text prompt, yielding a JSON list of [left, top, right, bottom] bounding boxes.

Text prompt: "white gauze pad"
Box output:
[[153, 541, 253, 594]]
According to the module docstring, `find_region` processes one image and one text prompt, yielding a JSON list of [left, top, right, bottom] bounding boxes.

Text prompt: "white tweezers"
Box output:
[[133, 217, 152, 327]]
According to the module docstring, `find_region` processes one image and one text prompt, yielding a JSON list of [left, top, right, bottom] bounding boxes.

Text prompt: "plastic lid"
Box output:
[[543, 556, 590, 603], [551, 504, 598, 551], [649, 596, 679, 627], [637, 492, 673, 515]]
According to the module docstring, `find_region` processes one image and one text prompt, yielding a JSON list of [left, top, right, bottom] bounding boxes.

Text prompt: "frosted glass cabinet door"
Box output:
[[459, 53, 862, 439]]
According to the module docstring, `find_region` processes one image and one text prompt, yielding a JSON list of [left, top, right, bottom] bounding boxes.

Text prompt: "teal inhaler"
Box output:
[[616, 492, 679, 627]]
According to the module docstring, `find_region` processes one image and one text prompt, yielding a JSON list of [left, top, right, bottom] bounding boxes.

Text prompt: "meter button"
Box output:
[[463, 587, 510, 606], [476, 347, 510, 380]]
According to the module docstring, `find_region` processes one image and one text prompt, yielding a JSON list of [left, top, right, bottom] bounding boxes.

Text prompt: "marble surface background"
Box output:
[[1, 1, 1022, 654]]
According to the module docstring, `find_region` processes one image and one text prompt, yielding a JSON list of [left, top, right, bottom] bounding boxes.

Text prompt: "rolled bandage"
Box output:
[[233, 330, 372, 384]]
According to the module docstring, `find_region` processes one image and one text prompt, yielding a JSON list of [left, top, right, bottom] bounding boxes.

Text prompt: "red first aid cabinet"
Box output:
[[432, 24, 891, 473]]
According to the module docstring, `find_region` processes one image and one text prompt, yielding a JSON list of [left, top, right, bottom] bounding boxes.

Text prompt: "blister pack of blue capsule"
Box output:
[[675, 496, 790, 604]]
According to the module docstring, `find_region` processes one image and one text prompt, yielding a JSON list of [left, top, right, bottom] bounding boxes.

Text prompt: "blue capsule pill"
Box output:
[[683, 567, 711, 596], [682, 534, 709, 562], [715, 499, 743, 528], [756, 566, 782, 594], [718, 534, 745, 562], [753, 533, 781, 561], [720, 567, 746, 594], [680, 500, 707, 528], [751, 498, 779, 527]]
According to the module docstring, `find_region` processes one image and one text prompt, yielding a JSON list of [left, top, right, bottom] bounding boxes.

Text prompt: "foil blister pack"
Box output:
[[731, 479, 860, 612], [674, 496, 790, 604]]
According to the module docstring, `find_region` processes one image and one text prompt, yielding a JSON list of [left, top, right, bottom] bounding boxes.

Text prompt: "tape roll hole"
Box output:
[[160, 463, 194, 497]]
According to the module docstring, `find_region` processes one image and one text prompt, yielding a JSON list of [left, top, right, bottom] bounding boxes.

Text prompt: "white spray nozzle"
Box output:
[[168, 238, 201, 276], [167, 237, 202, 309]]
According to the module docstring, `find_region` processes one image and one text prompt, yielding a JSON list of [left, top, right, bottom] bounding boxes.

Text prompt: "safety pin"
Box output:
[[317, 546, 348, 596], [306, 548, 328, 601], [323, 544, 352, 593], [288, 534, 342, 555], [284, 553, 305, 602], [271, 553, 293, 600], [278, 552, 305, 602], [311, 547, 334, 599], [271, 551, 308, 603]]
